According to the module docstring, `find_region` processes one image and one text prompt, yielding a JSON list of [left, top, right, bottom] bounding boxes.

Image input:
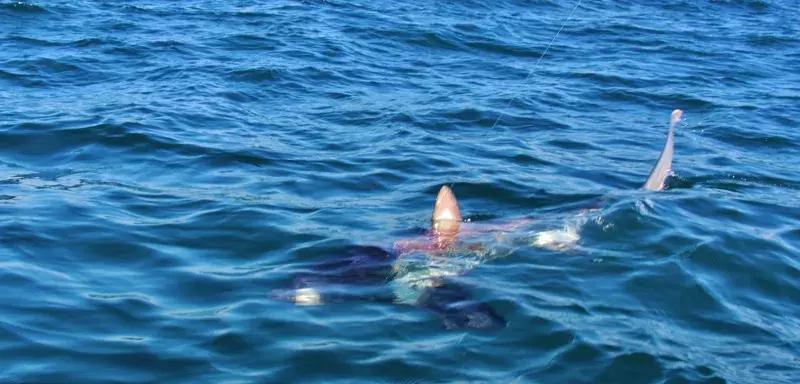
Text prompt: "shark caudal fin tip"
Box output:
[[671, 109, 683, 123]]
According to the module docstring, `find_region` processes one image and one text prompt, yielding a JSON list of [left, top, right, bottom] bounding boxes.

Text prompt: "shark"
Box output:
[[272, 109, 683, 330]]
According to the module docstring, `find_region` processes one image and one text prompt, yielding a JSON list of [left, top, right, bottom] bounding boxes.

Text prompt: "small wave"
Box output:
[[0, 68, 47, 87], [720, 131, 798, 151], [103, 44, 149, 57], [228, 67, 284, 82], [22, 57, 81, 73], [577, 22, 667, 37], [218, 34, 281, 51], [119, 4, 170, 17], [1, 57, 105, 87], [110, 22, 137, 31], [86, 293, 154, 303], [72, 37, 109, 47], [595, 352, 665, 383], [405, 32, 462, 51], [147, 40, 204, 56], [438, 107, 493, 126], [217, 91, 259, 103], [2, 121, 282, 170], [2, 35, 59, 46], [709, 0, 770, 10], [0, 1, 47, 13], [572, 71, 651, 88], [593, 89, 718, 109], [232, 9, 275, 18], [546, 139, 601, 151], [464, 40, 541, 58], [746, 33, 799, 46], [682, 173, 800, 192]]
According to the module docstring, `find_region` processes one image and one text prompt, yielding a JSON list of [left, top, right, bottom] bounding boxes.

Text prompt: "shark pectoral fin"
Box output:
[[643, 109, 683, 191], [278, 245, 398, 305], [416, 281, 507, 330]]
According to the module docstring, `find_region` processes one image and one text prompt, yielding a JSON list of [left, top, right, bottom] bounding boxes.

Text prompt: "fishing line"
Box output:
[[449, 0, 582, 189]]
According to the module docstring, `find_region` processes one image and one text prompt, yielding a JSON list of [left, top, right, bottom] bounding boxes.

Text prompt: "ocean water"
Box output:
[[1, 0, 799, 382]]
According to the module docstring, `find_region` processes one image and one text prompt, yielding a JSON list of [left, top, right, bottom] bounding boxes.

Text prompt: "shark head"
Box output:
[[431, 185, 462, 246]]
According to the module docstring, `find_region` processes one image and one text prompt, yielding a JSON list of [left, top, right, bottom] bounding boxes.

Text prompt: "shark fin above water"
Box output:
[[431, 185, 463, 244], [642, 109, 683, 191], [432, 185, 462, 222]]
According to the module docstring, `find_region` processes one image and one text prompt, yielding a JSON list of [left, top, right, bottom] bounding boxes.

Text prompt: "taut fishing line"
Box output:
[[449, 0, 582, 190]]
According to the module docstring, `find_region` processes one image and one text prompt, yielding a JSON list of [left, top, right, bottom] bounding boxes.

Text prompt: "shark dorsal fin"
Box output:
[[432, 185, 462, 223], [431, 185, 462, 241]]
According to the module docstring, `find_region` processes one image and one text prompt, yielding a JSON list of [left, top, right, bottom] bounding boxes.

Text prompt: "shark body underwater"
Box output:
[[272, 110, 683, 330]]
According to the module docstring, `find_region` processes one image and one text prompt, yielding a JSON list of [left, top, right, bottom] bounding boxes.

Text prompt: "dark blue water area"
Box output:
[[1, 0, 799, 382]]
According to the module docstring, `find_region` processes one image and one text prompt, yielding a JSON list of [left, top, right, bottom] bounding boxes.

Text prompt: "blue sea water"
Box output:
[[1, 0, 800, 382]]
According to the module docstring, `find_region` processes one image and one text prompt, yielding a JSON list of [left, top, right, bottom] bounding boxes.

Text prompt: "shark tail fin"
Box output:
[[643, 109, 682, 191]]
